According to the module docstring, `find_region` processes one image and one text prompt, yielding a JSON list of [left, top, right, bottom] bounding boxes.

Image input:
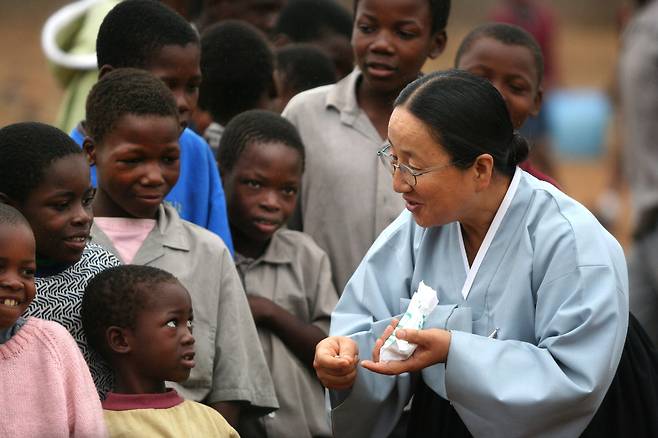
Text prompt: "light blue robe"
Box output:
[[329, 169, 628, 438]]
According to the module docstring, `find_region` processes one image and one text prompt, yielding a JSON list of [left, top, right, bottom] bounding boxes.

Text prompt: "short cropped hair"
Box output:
[[277, 44, 336, 94], [353, 0, 450, 34], [81, 265, 179, 357], [0, 203, 30, 228], [85, 68, 179, 143], [218, 109, 305, 174], [0, 122, 82, 203], [199, 20, 275, 124], [96, 0, 199, 69], [276, 0, 353, 41], [455, 22, 544, 85]]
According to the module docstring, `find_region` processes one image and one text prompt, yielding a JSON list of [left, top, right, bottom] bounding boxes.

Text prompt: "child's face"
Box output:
[[146, 43, 202, 130], [352, 0, 445, 95], [17, 155, 94, 265], [456, 36, 542, 130], [0, 223, 36, 329], [224, 141, 302, 248], [88, 114, 180, 219], [127, 281, 195, 383]]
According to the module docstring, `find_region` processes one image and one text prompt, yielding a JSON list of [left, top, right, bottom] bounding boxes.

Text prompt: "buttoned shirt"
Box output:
[[283, 69, 405, 293], [91, 204, 278, 412]]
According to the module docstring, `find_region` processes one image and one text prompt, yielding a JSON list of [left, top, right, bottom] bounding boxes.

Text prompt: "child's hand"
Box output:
[[361, 326, 451, 375], [246, 295, 277, 325], [313, 336, 359, 390]]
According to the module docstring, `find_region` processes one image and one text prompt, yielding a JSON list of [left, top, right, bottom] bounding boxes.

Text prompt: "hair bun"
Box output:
[[507, 131, 530, 168]]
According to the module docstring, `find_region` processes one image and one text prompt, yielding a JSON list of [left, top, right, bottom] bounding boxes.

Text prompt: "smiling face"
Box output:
[[456, 36, 542, 130], [223, 141, 302, 257], [16, 154, 94, 265], [126, 281, 195, 385], [87, 114, 181, 219], [0, 223, 36, 329], [387, 106, 477, 228], [352, 0, 444, 96], [146, 44, 202, 130]]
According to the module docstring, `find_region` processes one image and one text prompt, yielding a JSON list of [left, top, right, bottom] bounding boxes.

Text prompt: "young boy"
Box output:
[[454, 22, 559, 187], [69, 0, 234, 253], [0, 122, 121, 395], [199, 20, 276, 154], [219, 110, 337, 438], [81, 265, 239, 437], [84, 68, 278, 426], [283, 0, 450, 293]]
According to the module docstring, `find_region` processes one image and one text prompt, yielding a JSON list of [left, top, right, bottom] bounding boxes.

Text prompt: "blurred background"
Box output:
[[0, 0, 634, 246]]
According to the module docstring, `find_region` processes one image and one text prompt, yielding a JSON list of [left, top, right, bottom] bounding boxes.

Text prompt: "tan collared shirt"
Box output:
[[235, 229, 337, 438], [91, 204, 278, 413], [283, 69, 405, 293]]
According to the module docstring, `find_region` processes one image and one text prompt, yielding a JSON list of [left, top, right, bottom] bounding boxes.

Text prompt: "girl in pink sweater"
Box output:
[[0, 203, 107, 437]]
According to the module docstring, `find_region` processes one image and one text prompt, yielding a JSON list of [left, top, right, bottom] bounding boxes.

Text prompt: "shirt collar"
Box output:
[[325, 68, 363, 126], [102, 389, 184, 411], [156, 203, 191, 252], [236, 230, 293, 268]]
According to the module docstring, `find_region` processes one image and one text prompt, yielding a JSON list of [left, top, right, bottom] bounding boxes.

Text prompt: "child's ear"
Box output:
[[98, 64, 114, 80], [106, 326, 133, 354], [531, 86, 544, 117], [428, 31, 448, 60], [83, 137, 97, 166]]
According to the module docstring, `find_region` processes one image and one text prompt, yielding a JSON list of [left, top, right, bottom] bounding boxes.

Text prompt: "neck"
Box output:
[[113, 367, 167, 395], [230, 225, 270, 259], [357, 78, 400, 112], [459, 175, 512, 265]]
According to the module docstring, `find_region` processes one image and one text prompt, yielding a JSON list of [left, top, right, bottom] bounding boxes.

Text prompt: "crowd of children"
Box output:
[[2, 0, 657, 436]]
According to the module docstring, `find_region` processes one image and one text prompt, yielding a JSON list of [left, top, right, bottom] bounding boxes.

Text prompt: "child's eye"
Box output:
[[119, 158, 142, 165], [162, 156, 179, 165], [21, 268, 35, 278], [357, 23, 375, 34], [166, 320, 177, 328], [186, 319, 194, 331], [82, 189, 97, 207], [397, 29, 418, 40], [186, 83, 200, 94], [282, 187, 298, 196], [244, 180, 261, 189], [51, 201, 70, 212]]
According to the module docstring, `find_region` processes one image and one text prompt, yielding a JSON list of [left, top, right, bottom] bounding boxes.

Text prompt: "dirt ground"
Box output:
[[0, 1, 632, 247]]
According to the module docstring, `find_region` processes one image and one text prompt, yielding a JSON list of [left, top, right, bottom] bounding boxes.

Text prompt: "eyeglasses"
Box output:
[[377, 142, 456, 187]]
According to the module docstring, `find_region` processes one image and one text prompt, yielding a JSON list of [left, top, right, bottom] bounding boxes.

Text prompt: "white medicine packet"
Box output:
[[379, 281, 439, 362]]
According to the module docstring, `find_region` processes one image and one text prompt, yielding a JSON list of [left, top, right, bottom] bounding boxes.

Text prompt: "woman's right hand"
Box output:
[[313, 336, 359, 390]]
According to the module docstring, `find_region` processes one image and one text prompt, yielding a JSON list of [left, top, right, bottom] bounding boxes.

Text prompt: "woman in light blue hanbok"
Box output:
[[313, 70, 629, 438]]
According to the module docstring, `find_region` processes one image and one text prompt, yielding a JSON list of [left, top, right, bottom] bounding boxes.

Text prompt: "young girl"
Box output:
[[283, 0, 450, 293], [219, 110, 338, 437], [0, 203, 106, 437], [81, 265, 238, 437], [84, 68, 277, 426], [0, 122, 121, 395]]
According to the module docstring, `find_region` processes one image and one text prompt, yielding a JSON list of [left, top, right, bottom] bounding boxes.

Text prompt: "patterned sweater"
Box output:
[[26, 243, 121, 396]]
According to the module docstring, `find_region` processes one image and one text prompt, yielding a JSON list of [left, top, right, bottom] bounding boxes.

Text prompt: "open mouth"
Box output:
[[1, 298, 20, 307], [366, 62, 397, 78], [254, 218, 280, 234]]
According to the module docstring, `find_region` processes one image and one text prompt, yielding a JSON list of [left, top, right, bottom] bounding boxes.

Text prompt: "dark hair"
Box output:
[[81, 265, 179, 358], [353, 0, 450, 34], [199, 20, 275, 124], [276, 0, 353, 41], [0, 203, 30, 228], [395, 69, 528, 176], [218, 109, 305, 174], [86, 68, 179, 143], [96, 0, 199, 70], [0, 122, 82, 203], [277, 44, 337, 94], [455, 23, 544, 85]]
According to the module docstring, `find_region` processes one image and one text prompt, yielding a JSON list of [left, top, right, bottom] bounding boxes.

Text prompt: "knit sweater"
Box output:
[[0, 317, 107, 437]]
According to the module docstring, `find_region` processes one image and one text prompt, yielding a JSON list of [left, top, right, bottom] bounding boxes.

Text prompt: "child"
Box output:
[[0, 203, 107, 437], [283, 0, 450, 293], [219, 110, 338, 438], [199, 20, 276, 155], [274, 0, 354, 79], [0, 121, 120, 395], [84, 68, 278, 426], [454, 22, 559, 187], [273, 44, 337, 113], [69, 0, 234, 253], [81, 265, 239, 437]]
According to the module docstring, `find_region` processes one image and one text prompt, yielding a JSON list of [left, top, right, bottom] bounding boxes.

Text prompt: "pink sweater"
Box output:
[[0, 317, 107, 437]]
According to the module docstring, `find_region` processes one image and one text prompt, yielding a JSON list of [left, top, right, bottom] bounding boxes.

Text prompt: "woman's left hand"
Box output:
[[361, 319, 452, 375]]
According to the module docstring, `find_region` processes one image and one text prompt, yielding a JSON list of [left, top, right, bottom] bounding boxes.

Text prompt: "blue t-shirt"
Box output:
[[71, 126, 234, 254]]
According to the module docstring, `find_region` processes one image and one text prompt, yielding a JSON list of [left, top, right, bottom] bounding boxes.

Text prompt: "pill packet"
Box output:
[[379, 281, 439, 362]]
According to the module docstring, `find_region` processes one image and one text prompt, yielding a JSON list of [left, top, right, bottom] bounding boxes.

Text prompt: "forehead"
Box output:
[[235, 141, 302, 172], [0, 223, 35, 256], [356, 0, 432, 25], [138, 281, 192, 314], [388, 106, 448, 160], [459, 37, 540, 85], [32, 155, 90, 194], [146, 43, 201, 75], [102, 114, 180, 149]]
